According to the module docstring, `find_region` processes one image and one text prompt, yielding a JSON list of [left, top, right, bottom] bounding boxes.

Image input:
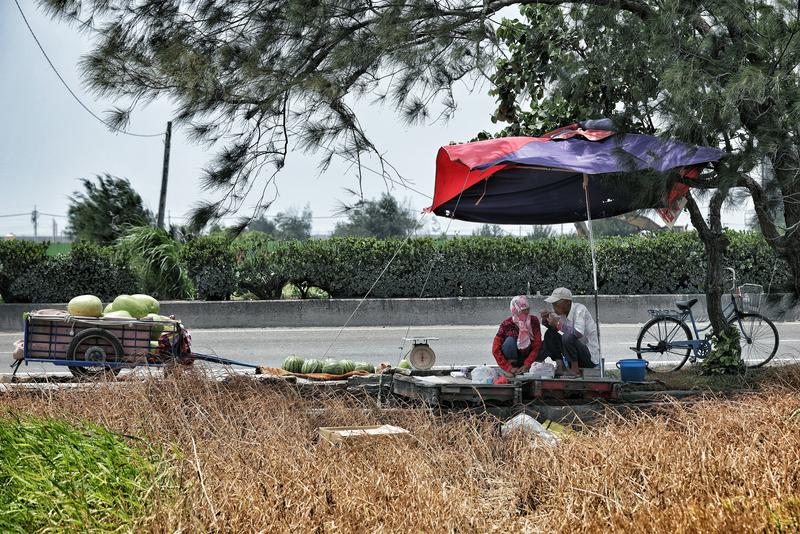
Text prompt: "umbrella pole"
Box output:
[[583, 174, 604, 377]]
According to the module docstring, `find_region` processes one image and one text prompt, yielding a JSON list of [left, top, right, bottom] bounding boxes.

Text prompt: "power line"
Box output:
[[12, 0, 163, 139], [0, 211, 68, 219]]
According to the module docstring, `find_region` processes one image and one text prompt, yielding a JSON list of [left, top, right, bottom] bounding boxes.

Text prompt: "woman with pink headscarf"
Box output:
[[491, 295, 542, 376]]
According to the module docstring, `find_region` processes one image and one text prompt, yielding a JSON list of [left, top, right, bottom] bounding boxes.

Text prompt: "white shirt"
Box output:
[[557, 302, 600, 363]]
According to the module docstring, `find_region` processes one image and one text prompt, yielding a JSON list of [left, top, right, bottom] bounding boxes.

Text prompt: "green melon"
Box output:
[[301, 359, 323, 374], [354, 361, 375, 373], [282, 356, 305, 373], [321, 359, 343, 375], [103, 303, 114, 314], [339, 360, 355, 373], [398, 359, 412, 370], [67, 295, 103, 318], [112, 294, 149, 319], [132, 294, 160, 315]]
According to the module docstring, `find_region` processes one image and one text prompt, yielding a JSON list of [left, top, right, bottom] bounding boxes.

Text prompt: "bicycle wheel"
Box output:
[[636, 317, 693, 372], [729, 313, 779, 368]]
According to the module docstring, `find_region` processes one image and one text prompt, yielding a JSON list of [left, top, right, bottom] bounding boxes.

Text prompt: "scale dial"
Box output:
[[409, 344, 436, 370]]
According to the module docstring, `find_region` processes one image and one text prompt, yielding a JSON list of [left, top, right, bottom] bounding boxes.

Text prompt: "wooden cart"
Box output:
[[13, 310, 259, 379]]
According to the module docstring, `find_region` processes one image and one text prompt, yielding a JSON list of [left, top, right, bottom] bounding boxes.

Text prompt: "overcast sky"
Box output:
[[1, 2, 752, 238]]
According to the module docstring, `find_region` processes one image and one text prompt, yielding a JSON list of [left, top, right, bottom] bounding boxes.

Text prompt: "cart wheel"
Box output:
[[67, 328, 124, 379]]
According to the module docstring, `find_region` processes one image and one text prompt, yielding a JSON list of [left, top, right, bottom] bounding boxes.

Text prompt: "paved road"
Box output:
[[2, 323, 799, 377]]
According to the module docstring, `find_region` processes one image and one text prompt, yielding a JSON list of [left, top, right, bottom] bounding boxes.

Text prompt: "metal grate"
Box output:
[[647, 309, 687, 320]]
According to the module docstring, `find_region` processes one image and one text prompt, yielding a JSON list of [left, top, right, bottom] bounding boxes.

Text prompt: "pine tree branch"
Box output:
[[737, 174, 784, 245]]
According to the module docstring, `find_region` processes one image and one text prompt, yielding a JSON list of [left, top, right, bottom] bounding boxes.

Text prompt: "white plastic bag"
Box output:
[[501, 414, 559, 446], [471, 365, 498, 384], [11, 340, 23, 361]]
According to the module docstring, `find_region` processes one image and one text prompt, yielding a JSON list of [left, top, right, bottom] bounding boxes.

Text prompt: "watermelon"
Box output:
[[103, 303, 114, 314], [339, 360, 355, 373], [112, 294, 149, 319], [132, 294, 160, 315], [354, 362, 375, 373], [398, 359, 412, 370], [301, 359, 323, 374], [282, 356, 305, 373], [68, 295, 103, 317], [321, 359, 343, 375]]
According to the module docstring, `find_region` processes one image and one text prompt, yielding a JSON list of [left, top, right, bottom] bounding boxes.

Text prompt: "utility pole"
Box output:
[[157, 121, 172, 229], [52, 219, 57, 241], [31, 206, 38, 240]]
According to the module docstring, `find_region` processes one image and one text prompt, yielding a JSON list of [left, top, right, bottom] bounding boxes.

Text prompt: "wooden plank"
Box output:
[[318, 424, 410, 445], [415, 376, 471, 386]]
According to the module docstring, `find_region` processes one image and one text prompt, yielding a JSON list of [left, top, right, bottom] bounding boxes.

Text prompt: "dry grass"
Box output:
[[2, 369, 800, 533]]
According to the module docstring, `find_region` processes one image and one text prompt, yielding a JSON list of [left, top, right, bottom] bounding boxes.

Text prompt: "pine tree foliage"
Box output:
[[41, 0, 508, 227]]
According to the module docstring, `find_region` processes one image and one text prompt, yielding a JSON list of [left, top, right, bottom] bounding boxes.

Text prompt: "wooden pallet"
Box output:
[[392, 374, 520, 405], [391, 371, 621, 405], [519, 377, 620, 400]]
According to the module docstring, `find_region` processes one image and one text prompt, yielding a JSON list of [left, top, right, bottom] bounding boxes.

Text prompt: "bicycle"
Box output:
[[634, 268, 780, 372]]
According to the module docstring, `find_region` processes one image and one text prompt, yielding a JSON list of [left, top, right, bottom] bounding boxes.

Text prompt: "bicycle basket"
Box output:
[[736, 284, 764, 313]]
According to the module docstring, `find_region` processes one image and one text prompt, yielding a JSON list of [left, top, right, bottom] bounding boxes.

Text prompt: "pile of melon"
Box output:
[[67, 293, 176, 340], [282, 356, 375, 375]]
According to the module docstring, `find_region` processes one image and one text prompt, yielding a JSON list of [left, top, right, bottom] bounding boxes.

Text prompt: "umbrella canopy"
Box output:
[[428, 126, 725, 224]]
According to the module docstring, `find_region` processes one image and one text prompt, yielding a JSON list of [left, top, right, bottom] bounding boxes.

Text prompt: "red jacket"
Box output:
[[492, 316, 542, 372]]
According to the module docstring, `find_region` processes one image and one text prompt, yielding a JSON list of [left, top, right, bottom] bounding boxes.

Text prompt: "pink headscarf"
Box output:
[[510, 295, 532, 350]]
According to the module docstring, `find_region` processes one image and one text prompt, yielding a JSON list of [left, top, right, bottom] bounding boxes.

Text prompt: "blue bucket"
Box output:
[[616, 359, 648, 382]]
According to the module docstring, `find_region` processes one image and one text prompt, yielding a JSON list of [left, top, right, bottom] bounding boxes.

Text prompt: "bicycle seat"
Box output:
[[675, 298, 698, 311]]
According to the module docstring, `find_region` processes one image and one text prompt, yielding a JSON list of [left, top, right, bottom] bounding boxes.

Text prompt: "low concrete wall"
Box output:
[[2, 294, 796, 332]]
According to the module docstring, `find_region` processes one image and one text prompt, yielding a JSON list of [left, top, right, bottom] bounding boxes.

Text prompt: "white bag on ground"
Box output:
[[501, 414, 559, 446]]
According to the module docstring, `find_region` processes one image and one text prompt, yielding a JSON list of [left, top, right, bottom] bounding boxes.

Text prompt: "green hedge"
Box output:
[[180, 235, 237, 300], [0, 231, 789, 302], [0, 240, 48, 302], [226, 231, 789, 299], [9, 243, 138, 303]]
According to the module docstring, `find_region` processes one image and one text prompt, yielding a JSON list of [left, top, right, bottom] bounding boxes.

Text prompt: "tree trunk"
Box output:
[[685, 191, 731, 334]]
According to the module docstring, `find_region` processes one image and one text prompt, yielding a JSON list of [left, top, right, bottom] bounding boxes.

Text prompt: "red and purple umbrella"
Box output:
[[427, 124, 724, 224]]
